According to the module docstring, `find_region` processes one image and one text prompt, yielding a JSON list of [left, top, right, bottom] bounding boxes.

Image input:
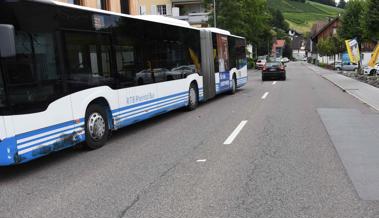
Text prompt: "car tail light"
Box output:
[[262, 66, 267, 72], [279, 66, 285, 72]]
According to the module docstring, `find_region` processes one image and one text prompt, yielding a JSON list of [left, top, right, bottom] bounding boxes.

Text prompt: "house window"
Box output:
[[68, 0, 81, 5], [333, 28, 337, 35], [120, 0, 130, 14], [97, 0, 108, 10], [157, 5, 167, 15], [140, 5, 146, 15]]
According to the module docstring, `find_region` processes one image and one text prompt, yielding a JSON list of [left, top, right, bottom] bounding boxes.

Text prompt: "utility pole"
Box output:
[[213, 0, 217, 27]]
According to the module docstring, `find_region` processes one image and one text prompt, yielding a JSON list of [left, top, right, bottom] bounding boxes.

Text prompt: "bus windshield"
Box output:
[[0, 2, 64, 115]]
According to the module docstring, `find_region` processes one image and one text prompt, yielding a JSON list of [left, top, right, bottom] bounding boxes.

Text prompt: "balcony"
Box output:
[[172, 12, 209, 26]]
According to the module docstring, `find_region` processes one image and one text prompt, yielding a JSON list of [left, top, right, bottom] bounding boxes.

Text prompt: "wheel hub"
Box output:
[[88, 112, 106, 141]]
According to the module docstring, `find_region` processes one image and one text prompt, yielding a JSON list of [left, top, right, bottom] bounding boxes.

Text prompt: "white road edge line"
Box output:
[[261, 92, 269, 99], [272, 81, 277, 85], [223, 120, 248, 145], [196, 159, 207, 162]]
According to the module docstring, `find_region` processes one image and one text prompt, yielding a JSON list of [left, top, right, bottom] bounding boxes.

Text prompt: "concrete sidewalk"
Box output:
[[306, 63, 379, 111]]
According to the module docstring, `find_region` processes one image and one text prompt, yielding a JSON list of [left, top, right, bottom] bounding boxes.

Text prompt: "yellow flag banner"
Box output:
[[345, 39, 360, 64], [368, 44, 379, 68]]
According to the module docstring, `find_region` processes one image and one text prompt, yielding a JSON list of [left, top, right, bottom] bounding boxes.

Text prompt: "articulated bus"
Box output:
[[0, 0, 247, 165]]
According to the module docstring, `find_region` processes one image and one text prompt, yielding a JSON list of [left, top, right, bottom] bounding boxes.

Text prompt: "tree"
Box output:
[[338, 0, 365, 71], [205, 0, 273, 55], [317, 36, 344, 67], [337, 0, 346, 8], [283, 38, 293, 59], [362, 0, 379, 41], [270, 9, 289, 32], [338, 0, 365, 42]]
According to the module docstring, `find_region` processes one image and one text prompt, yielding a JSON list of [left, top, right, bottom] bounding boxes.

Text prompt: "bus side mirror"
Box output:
[[0, 24, 16, 58]]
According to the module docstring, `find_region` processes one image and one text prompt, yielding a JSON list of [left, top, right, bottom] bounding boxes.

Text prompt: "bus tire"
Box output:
[[230, 75, 237, 94], [187, 83, 198, 111], [84, 104, 109, 150]]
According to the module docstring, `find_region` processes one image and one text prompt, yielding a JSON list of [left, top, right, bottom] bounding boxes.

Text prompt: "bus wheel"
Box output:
[[84, 104, 109, 150], [187, 83, 198, 111], [230, 76, 237, 94]]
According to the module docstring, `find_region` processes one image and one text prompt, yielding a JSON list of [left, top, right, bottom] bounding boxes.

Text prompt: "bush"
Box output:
[[247, 58, 255, 69], [319, 63, 327, 68]]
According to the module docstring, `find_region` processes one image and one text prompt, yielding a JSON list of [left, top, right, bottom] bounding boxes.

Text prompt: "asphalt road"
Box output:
[[1, 62, 379, 218]]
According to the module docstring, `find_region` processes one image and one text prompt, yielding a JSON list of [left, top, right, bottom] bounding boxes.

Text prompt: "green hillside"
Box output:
[[268, 0, 343, 33]]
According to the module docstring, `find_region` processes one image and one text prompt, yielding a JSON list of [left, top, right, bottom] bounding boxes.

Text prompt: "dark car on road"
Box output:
[[262, 61, 286, 81]]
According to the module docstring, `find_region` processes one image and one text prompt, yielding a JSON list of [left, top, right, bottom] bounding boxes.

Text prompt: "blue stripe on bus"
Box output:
[[16, 118, 84, 141], [113, 87, 203, 115], [117, 100, 187, 128], [17, 125, 84, 146], [18, 133, 86, 163], [119, 99, 188, 120], [116, 97, 188, 122], [114, 93, 188, 118], [112, 91, 188, 114], [18, 127, 84, 152]]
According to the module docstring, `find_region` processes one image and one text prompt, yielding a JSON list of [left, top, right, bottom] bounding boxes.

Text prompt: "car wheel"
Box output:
[[370, 70, 376, 76], [187, 83, 198, 111], [262, 75, 265, 81], [282, 74, 286, 80], [84, 104, 109, 150]]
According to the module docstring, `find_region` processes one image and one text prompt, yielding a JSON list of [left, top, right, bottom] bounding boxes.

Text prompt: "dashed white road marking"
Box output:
[[272, 81, 277, 85], [223, 120, 248, 145], [196, 159, 207, 163], [261, 92, 269, 99]]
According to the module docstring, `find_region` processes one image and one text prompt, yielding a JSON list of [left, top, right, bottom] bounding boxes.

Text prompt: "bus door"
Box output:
[[200, 29, 216, 101], [215, 34, 230, 93]]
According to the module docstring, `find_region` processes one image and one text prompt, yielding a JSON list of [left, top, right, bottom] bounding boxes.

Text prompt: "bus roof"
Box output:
[[21, 0, 245, 39], [203, 28, 231, 36], [51, 0, 199, 30], [202, 28, 246, 40]]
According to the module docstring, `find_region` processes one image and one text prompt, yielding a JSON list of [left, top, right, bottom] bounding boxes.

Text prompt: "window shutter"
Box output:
[[166, 4, 172, 15], [151, 5, 157, 15]]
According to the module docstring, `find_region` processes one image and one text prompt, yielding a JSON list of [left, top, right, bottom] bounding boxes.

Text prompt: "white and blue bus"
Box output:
[[0, 0, 247, 165]]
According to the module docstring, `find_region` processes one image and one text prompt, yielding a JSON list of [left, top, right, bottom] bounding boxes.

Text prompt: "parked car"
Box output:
[[262, 61, 286, 81], [363, 63, 379, 75], [335, 62, 358, 71], [256, 59, 267, 70], [333, 61, 342, 70], [281, 57, 290, 63]]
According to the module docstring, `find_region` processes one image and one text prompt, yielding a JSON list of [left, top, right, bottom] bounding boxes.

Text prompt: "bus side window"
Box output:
[[64, 31, 114, 91], [228, 36, 237, 69], [113, 18, 151, 87], [115, 45, 137, 88]]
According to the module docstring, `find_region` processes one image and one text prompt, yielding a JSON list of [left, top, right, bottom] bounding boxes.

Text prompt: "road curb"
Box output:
[[320, 74, 379, 112], [303, 63, 379, 112]]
